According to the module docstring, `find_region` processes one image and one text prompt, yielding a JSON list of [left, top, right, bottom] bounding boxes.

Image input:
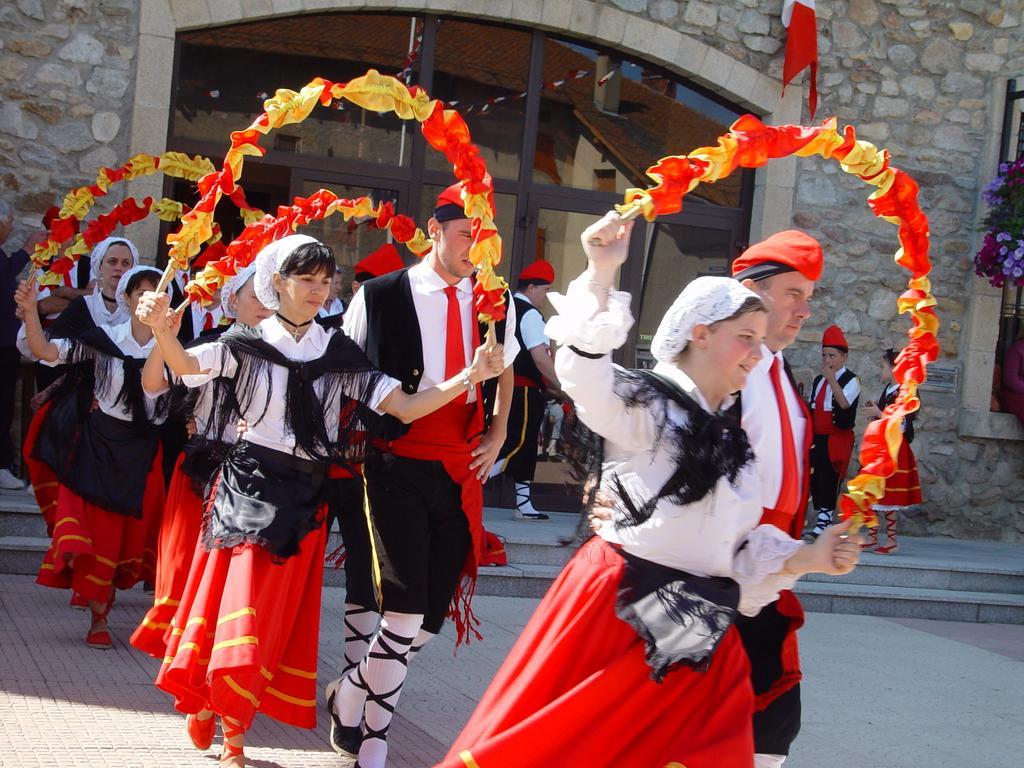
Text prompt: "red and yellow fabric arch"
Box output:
[[615, 114, 938, 528], [170, 70, 508, 324]]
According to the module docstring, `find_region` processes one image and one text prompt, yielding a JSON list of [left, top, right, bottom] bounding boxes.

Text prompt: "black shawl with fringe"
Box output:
[[195, 324, 389, 467], [32, 326, 170, 516]]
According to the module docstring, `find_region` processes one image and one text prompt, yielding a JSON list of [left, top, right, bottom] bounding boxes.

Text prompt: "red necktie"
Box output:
[[203, 311, 214, 331], [770, 357, 799, 514], [444, 285, 466, 403]]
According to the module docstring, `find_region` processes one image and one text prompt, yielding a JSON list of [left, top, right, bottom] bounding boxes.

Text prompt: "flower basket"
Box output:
[[975, 155, 1024, 288]]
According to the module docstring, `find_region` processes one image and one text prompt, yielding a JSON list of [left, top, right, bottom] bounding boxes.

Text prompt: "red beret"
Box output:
[[434, 182, 468, 223], [822, 324, 848, 351], [731, 230, 823, 282], [518, 259, 555, 284], [354, 243, 403, 279]]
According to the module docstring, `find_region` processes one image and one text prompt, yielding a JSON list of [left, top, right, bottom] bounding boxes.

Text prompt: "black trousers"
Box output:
[[736, 601, 802, 756], [809, 434, 841, 511], [325, 474, 376, 610], [0, 345, 19, 470], [495, 385, 545, 483], [363, 451, 472, 634]]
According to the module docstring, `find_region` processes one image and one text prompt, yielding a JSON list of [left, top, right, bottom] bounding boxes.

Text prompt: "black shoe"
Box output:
[[326, 678, 362, 757]]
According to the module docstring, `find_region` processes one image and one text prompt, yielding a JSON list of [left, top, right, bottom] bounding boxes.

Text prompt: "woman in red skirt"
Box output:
[[131, 263, 272, 658], [135, 235, 505, 767], [19, 237, 138, 538], [16, 265, 170, 649], [860, 348, 922, 554], [439, 213, 862, 768]]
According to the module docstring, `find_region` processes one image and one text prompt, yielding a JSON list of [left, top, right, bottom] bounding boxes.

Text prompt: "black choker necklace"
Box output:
[[276, 312, 312, 341], [101, 293, 116, 303]]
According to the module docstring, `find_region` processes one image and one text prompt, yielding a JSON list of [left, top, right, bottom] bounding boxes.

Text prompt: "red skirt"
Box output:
[[131, 454, 205, 658], [36, 447, 166, 605], [23, 402, 59, 536], [155, 519, 328, 730], [439, 537, 755, 768], [878, 440, 922, 507]]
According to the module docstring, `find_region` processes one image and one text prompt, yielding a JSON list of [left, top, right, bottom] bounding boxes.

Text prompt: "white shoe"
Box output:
[[0, 468, 25, 491]]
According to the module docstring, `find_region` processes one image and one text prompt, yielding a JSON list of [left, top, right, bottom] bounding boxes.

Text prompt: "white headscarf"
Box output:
[[253, 234, 319, 311], [89, 237, 140, 284], [220, 264, 259, 320], [114, 265, 167, 316], [650, 276, 761, 364]]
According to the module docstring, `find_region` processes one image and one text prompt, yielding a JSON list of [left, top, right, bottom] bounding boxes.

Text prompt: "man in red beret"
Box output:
[[807, 324, 861, 539], [487, 258, 564, 521], [731, 229, 821, 768], [332, 182, 518, 768], [351, 242, 404, 295]]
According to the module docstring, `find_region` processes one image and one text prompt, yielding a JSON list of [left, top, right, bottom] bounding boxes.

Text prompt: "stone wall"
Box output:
[[613, 0, 1024, 541], [1, 0, 1022, 539], [0, 0, 138, 247]]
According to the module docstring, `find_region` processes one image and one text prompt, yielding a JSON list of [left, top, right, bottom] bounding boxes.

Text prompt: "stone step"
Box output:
[[0, 536, 48, 576], [793, 581, 1024, 624]]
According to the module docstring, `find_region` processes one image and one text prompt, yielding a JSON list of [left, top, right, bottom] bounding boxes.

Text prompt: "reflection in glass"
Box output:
[[175, 14, 421, 166], [300, 180, 404, 302], [534, 209, 621, 321], [419, 186, 516, 285], [427, 20, 531, 180], [536, 37, 744, 206], [636, 222, 733, 368]]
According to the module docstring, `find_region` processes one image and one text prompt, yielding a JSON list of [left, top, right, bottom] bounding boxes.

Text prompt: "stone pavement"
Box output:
[[0, 573, 1022, 768]]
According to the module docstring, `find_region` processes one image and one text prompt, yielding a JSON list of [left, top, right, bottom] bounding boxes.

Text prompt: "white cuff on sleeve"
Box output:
[[544, 277, 633, 355]]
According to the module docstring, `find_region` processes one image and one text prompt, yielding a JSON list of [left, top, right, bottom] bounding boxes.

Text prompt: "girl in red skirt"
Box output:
[[439, 213, 862, 768], [131, 263, 272, 660], [20, 237, 138, 538], [860, 348, 922, 554], [16, 265, 170, 649], [135, 235, 505, 767]]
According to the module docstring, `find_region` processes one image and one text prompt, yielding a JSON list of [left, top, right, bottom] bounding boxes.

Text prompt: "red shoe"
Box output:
[[70, 592, 89, 610], [86, 629, 113, 649], [186, 713, 216, 751], [220, 718, 246, 767]]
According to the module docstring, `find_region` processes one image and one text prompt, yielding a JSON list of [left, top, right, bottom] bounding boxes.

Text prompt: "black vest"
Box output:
[[360, 267, 508, 439], [512, 295, 545, 388], [809, 369, 859, 430], [878, 384, 915, 444]]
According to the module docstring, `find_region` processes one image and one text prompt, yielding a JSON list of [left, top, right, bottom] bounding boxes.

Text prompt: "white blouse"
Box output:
[[547, 277, 803, 617], [181, 316, 400, 458], [45, 320, 168, 424], [17, 291, 127, 360], [343, 260, 520, 403], [810, 366, 861, 411]]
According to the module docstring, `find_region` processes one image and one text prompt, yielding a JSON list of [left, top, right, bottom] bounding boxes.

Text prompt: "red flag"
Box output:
[[782, 0, 818, 119]]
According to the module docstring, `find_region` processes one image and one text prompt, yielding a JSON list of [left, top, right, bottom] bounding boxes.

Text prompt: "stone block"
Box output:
[[91, 111, 120, 142], [241, 0, 274, 17], [127, 102, 171, 156], [85, 66, 130, 98], [79, 145, 119, 174], [16, 0, 46, 21], [671, 32, 707, 78], [610, 0, 646, 12], [682, 0, 717, 29], [595, 5, 628, 44], [920, 38, 959, 73], [132, 34, 175, 108], [948, 21, 974, 40], [540, 0, 572, 31], [648, 0, 678, 23], [170, 0, 210, 29], [0, 102, 38, 141], [509, 0, 542, 23], [139, 0, 176, 38], [34, 63, 82, 88], [8, 38, 54, 58], [737, 9, 769, 35], [965, 53, 1003, 73], [58, 33, 104, 65], [0, 57, 29, 81], [621, 15, 659, 55], [209, 0, 242, 23], [696, 45, 735, 91], [45, 121, 93, 153], [271, 0, 304, 13], [569, 1, 598, 38]]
